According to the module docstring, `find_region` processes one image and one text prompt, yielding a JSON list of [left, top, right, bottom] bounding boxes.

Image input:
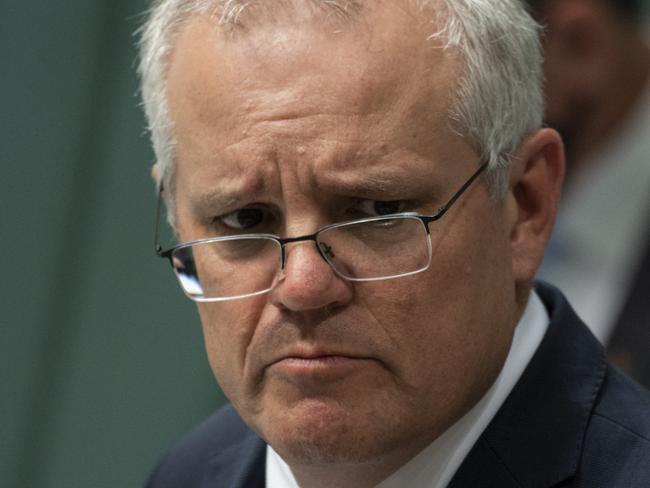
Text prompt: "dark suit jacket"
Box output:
[[608, 227, 650, 389], [146, 284, 650, 487]]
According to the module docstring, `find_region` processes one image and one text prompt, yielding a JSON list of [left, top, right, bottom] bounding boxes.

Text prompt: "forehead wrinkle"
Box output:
[[169, 4, 467, 209], [312, 145, 436, 195]]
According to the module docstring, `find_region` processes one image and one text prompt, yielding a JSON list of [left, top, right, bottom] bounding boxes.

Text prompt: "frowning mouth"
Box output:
[[268, 354, 377, 379], [277, 354, 356, 365]]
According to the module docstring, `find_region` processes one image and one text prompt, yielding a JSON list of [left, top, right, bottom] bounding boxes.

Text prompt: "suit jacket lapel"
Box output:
[[450, 284, 607, 488], [203, 429, 266, 488]]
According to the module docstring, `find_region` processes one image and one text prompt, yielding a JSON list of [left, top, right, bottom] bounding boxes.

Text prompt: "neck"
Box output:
[[287, 438, 433, 488]]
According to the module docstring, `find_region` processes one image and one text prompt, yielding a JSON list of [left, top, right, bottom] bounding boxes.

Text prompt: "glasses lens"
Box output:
[[317, 216, 431, 280], [170, 237, 282, 301]]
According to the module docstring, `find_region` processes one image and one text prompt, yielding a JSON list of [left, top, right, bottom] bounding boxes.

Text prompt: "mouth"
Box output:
[[268, 352, 377, 380]]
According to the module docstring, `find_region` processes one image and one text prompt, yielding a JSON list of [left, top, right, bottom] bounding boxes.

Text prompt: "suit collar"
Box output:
[[450, 283, 607, 488], [203, 427, 266, 488]]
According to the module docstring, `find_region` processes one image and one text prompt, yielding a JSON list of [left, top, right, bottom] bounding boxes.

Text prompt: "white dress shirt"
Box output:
[[266, 291, 549, 488]]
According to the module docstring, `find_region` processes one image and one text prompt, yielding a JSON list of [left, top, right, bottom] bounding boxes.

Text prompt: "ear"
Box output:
[[151, 163, 161, 186], [507, 128, 565, 286]]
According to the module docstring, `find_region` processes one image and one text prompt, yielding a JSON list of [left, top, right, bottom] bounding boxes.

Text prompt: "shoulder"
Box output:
[[517, 283, 650, 486], [145, 404, 264, 488], [593, 365, 650, 438], [577, 365, 650, 486]]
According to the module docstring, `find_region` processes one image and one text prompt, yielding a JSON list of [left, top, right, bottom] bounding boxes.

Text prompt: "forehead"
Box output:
[[166, 2, 465, 191]]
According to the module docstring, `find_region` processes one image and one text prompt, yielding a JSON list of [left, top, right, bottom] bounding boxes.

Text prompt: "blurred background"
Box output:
[[1, 1, 648, 487], [2, 2, 225, 487]]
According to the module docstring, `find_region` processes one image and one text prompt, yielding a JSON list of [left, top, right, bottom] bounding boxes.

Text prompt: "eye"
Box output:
[[355, 199, 407, 217], [217, 206, 274, 232]]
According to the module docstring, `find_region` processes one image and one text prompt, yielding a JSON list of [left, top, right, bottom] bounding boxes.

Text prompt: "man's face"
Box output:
[[166, 3, 523, 471]]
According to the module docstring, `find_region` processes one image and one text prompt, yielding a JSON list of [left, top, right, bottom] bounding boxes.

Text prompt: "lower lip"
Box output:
[[270, 356, 372, 377]]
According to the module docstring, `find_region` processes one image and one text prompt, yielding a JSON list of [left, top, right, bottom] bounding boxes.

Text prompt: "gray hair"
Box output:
[[138, 0, 543, 201]]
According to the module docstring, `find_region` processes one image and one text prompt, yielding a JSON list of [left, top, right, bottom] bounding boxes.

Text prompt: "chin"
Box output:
[[255, 396, 390, 465]]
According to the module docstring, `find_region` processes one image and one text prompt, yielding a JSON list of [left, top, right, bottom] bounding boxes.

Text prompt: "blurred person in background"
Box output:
[[529, 0, 650, 387]]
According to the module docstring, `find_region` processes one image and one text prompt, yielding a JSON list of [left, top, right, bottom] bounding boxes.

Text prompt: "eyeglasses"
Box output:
[[155, 161, 488, 302]]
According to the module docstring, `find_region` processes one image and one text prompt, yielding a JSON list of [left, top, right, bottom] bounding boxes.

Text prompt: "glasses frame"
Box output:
[[154, 160, 488, 301]]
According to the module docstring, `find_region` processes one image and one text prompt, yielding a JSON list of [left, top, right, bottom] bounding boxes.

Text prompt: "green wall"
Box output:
[[2, 2, 226, 487], [3, 1, 649, 487]]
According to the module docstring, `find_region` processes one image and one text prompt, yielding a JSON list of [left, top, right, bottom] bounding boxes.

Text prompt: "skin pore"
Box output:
[[162, 2, 564, 486]]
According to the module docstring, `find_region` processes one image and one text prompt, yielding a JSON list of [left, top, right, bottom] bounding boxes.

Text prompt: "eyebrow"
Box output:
[[189, 180, 267, 214], [190, 191, 242, 212], [320, 171, 438, 199], [339, 174, 395, 194], [190, 170, 272, 210], [186, 163, 442, 214]]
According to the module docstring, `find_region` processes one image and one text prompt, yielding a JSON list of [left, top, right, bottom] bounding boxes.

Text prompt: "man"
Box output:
[[527, 0, 650, 388], [139, 1, 650, 486]]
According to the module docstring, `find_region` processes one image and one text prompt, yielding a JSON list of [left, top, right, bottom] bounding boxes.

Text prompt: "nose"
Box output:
[[269, 241, 353, 312]]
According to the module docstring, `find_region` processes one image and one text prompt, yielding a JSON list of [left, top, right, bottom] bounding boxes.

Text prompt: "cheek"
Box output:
[[436, 216, 516, 382], [359, 209, 515, 402], [197, 300, 263, 401]]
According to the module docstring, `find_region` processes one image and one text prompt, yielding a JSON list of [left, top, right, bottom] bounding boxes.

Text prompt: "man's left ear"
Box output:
[[507, 128, 565, 284], [151, 163, 161, 186]]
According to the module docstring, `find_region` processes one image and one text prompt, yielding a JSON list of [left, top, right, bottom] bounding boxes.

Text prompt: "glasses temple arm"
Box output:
[[154, 184, 164, 256], [430, 160, 489, 220]]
